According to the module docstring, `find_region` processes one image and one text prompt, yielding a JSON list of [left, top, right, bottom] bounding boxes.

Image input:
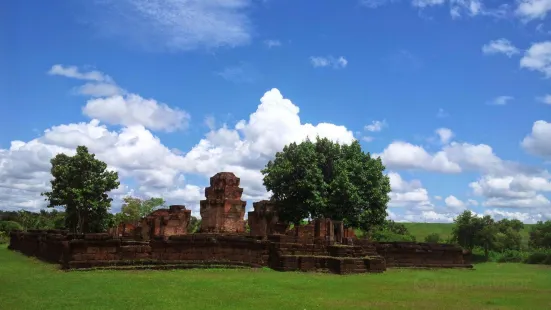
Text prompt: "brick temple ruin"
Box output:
[[8, 172, 473, 274]]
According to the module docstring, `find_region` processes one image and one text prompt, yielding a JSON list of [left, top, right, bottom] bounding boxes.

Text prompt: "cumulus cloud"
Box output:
[[482, 39, 519, 57], [388, 172, 434, 211], [520, 41, 551, 77], [0, 87, 357, 214], [377, 139, 537, 176], [374, 141, 461, 173], [365, 120, 388, 132], [0, 120, 194, 212], [435, 128, 453, 144], [85, 0, 253, 52], [444, 195, 467, 212], [516, 0, 551, 21], [178, 88, 355, 199], [469, 173, 551, 220], [521, 120, 551, 159], [310, 56, 348, 69], [50, 65, 189, 132], [83, 95, 190, 132]]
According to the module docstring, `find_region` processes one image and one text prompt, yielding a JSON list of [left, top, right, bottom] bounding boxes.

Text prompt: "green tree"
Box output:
[[262, 137, 391, 229], [452, 211, 499, 259], [116, 196, 165, 223], [41, 146, 120, 234], [187, 216, 201, 233], [370, 220, 416, 242], [424, 233, 441, 243], [529, 220, 551, 249], [492, 219, 524, 251]]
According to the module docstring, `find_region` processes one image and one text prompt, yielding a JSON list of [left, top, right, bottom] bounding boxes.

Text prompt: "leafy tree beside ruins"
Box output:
[[42, 146, 120, 234], [262, 137, 391, 230], [114, 196, 166, 224]]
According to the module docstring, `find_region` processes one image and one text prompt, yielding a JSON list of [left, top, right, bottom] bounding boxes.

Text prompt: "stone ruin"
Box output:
[[8, 172, 473, 274]]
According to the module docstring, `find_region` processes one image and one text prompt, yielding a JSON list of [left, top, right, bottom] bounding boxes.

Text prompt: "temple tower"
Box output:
[[199, 172, 247, 233]]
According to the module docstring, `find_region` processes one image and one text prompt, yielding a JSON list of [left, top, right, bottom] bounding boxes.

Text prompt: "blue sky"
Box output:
[[1, 0, 551, 223]]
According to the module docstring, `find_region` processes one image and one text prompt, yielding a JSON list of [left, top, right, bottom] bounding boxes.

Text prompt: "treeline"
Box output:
[[367, 210, 551, 265], [0, 196, 202, 244]]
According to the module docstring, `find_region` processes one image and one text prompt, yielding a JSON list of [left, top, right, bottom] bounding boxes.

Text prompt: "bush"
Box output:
[[371, 230, 416, 242], [524, 249, 551, 265], [0, 220, 23, 233], [496, 249, 529, 263], [0, 231, 8, 244], [424, 233, 441, 243]]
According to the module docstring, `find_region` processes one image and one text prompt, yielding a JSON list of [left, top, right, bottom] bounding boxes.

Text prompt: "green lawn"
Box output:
[[402, 223, 535, 245], [1, 246, 550, 309]]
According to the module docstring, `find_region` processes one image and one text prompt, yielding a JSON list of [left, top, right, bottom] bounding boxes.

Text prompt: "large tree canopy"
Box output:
[[42, 146, 120, 234], [261, 137, 391, 230]]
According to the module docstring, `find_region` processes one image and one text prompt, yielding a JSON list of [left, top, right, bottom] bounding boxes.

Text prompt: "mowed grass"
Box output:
[[402, 223, 535, 245], [1, 246, 551, 309]]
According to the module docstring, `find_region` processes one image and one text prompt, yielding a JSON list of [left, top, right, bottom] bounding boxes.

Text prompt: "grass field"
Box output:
[[1, 246, 550, 309], [402, 223, 535, 245]]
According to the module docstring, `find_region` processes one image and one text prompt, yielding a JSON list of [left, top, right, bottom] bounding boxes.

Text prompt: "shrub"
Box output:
[[371, 230, 416, 242], [424, 233, 441, 243], [495, 249, 528, 263], [0, 220, 23, 233], [524, 249, 551, 265], [0, 231, 8, 244]]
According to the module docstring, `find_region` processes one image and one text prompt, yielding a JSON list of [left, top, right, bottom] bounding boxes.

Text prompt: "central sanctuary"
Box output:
[[9, 172, 473, 274]]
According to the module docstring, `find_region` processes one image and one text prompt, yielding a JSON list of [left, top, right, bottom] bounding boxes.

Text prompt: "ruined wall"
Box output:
[[346, 240, 471, 268], [248, 200, 287, 237], [9, 230, 269, 270]]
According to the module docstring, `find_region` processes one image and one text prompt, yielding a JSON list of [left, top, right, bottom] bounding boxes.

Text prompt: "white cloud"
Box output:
[[387, 172, 434, 211], [48, 64, 113, 82], [87, 0, 253, 52], [76, 83, 124, 97], [520, 41, 551, 77], [521, 120, 551, 159], [0, 87, 357, 214], [412, 0, 446, 8], [435, 128, 454, 144], [179, 88, 356, 200], [489, 95, 514, 105], [515, 0, 551, 21], [469, 174, 551, 217], [537, 94, 551, 105], [83, 95, 190, 132], [0, 120, 194, 212], [264, 40, 281, 48], [391, 210, 455, 223], [482, 39, 519, 57], [375, 141, 461, 173], [377, 139, 536, 177], [310, 56, 348, 69], [467, 199, 479, 206], [484, 209, 545, 223], [445, 195, 467, 212], [50, 65, 189, 132], [365, 120, 388, 132]]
